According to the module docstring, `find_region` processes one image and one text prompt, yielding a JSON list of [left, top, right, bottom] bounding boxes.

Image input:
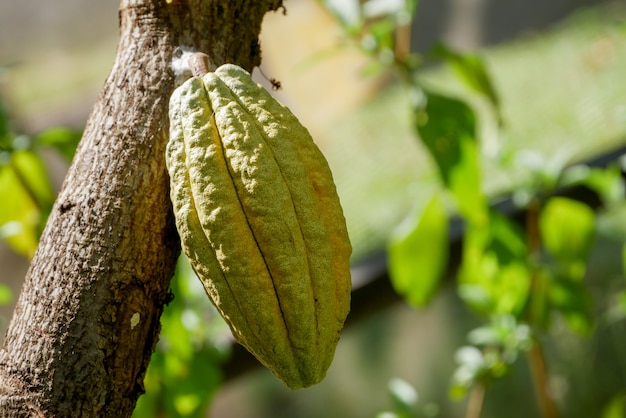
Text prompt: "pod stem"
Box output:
[[189, 52, 211, 77]]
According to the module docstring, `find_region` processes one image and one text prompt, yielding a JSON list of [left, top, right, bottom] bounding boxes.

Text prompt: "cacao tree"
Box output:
[[0, 0, 283, 416]]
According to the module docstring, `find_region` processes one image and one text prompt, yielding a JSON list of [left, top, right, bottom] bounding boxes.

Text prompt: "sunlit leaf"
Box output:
[[414, 89, 486, 223], [388, 377, 418, 415], [457, 285, 494, 313], [540, 197, 595, 281], [0, 164, 40, 258], [603, 392, 626, 418], [459, 212, 531, 316], [388, 193, 448, 307], [10, 150, 55, 215]]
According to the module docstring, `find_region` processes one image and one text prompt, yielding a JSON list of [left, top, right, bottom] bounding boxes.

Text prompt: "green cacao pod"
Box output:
[[165, 63, 352, 389]]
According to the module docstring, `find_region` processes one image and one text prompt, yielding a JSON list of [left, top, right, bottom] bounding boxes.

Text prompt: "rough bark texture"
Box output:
[[0, 0, 282, 416]]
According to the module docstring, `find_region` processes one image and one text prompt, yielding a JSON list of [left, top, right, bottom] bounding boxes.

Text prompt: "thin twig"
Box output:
[[394, 23, 412, 64], [465, 383, 485, 418], [528, 343, 561, 418], [525, 203, 561, 418]]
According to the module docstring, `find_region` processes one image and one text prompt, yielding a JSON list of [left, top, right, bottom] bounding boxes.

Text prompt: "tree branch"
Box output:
[[0, 0, 283, 416]]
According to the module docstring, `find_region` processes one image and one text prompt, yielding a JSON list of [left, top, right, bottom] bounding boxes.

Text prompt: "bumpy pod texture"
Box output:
[[165, 64, 352, 389]]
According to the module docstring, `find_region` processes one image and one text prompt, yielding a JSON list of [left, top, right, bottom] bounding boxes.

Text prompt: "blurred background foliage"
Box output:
[[1, 0, 626, 417]]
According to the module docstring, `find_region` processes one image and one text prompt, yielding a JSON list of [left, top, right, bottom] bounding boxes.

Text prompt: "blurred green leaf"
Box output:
[[414, 89, 486, 223], [10, 150, 55, 215], [133, 257, 227, 418], [36, 127, 82, 162], [430, 43, 501, 116], [388, 193, 448, 307], [467, 315, 532, 354], [540, 197, 595, 281], [362, 0, 416, 22], [603, 392, 626, 418], [459, 212, 531, 316], [376, 413, 401, 418], [388, 378, 418, 417], [450, 346, 486, 399], [0, 164, 41, 258], [606, 289, 626, 323], [318, 0, 362, 34], [0, 284, 13, 305]]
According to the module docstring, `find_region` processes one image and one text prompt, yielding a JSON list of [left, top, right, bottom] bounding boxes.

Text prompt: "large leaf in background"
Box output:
[[10, 150, 55, 216], [0, 161, 41, 258], [539, 197, 595, 281], [458, 211, 531, 316], [603, 393, 626, 418], [539, 197, 595, 335], [388, 193, 448, 307], [414, 89, 486, 224]]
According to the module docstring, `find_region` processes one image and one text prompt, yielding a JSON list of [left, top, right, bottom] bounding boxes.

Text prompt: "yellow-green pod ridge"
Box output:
[[165, 64, 352, 389]]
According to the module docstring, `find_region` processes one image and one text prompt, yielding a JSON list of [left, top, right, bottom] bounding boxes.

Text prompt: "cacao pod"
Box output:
[[165, 64, 352, 389]]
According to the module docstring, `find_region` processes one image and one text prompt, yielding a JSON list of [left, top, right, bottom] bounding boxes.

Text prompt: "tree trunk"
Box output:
[[0, 0, 282, 416]]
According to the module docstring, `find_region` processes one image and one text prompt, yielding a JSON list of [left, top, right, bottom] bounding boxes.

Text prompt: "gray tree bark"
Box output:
[[0, 0, 282, 416]]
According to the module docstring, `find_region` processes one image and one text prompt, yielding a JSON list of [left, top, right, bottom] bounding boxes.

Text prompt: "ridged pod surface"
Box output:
[[165, 64, 352, 389]]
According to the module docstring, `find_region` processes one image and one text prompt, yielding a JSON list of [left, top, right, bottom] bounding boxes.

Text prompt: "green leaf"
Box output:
[[0, 284, 13, 305], [430, 43, 501, 116], [10, 150, 55, 216], [459, 212, 531, 316], [0, 164, 41, 258], [539, 197, 595, 281], [35, 126, 82, 162], [133, 257, 226, 418], [388, 193, 448, 307], [414, 89, 486, 223], [449, 346, 486, 399], [388, 378, 418, 416], [603, 392, 626, 418], [319, 0, 362, 33]]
